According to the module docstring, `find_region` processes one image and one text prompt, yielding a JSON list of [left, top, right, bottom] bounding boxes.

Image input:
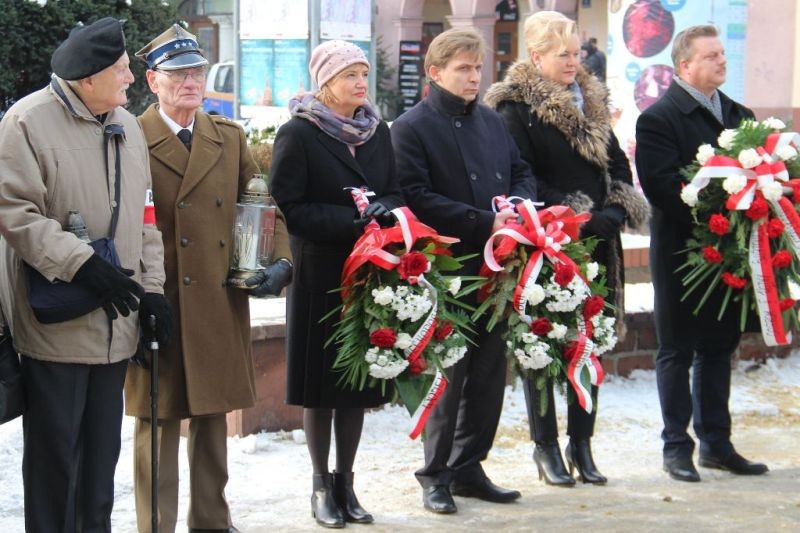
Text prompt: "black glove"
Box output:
[[582, 209, 621, 241], [603, 204, 627, 226], [245, 259, 293, 297], [72, 254, 144, 320], [362, 202, 395, 226], [139, 293, 173, 348]]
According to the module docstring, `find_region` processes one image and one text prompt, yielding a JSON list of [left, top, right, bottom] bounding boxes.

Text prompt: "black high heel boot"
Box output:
[[333, 471, 374, 524], [533, 443, 576, 486], [311, 473, 345, 528], [566, 439, 608, 485]]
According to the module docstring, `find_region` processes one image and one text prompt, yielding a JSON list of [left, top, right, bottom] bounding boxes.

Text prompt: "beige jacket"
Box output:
[[0, 76, 165, 364]]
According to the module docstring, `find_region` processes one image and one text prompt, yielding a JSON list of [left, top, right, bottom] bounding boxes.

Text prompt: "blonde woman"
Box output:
[[485, 11, 649, 486]]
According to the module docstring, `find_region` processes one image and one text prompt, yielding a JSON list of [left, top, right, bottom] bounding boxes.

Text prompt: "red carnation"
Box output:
[[553, 261, 576, 287], [745, 196, 769, 221], [408, 356, 428, 375], [767, 218, 785, 239], [563, 341, 580, 362], [779, 298, 796, 312], [398, 252, 430, 280], [369, 328, 397, 348], [721, 272, 747, 289], [708, 214, 730, 236], [702, 246, 723, 263], [435, 320, 454, 341], [531, 317, 553, 336], [772, 250, 792, 269], [582, 295, 605, 319]]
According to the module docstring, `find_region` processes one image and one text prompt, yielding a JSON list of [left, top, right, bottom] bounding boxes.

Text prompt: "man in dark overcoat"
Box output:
[[392, 28, 537, 514], [124, 25, 292, 532], [635, 24, 768, 482]]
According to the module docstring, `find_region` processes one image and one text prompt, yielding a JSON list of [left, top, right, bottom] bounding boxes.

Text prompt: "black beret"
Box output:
[[51, 17, 126, 81]]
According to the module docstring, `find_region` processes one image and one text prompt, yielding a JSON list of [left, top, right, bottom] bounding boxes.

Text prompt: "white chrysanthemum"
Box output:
[[738, 148, 763, 169], [761, 181, 784, 202], [762, 117, 786, 130], [514, 348, 526, 359], [789, 280, 800, 300], [364, 347, 379, 363], [376, 354, 388, 366], [592, 316, 618, 355], [775, 144, 798, 162], [515, 341, 553, 370], [394, 285, 409, 298], [585, 262, 599, 281], [433, 343, 445, 354], [523, 284, 545, 306], [441, 345, 467, 368], [371, 286, 394, 306], [680, 186, 698, 207], [696, 144, 716, 165], [447, 277, 462, 296], [368, 359, 408, 379], [717, 129, 737, 150], [548, 323, 567, 340], [521, 332, 537, 344], [722, 174, 747, 194], [394, 332, 413, 350]]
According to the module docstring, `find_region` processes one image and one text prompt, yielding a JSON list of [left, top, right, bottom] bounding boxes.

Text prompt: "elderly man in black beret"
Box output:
[[0, 17, 169, 531]]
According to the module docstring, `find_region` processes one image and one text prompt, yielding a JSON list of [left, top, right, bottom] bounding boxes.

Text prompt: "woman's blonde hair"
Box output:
[[523, 11, 578, 56]]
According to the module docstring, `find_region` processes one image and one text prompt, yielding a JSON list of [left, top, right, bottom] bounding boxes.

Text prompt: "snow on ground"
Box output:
[[1, 351, 798, 532]]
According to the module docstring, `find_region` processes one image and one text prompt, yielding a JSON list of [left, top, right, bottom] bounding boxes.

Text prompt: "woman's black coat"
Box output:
[[270, 116, 403, 407]]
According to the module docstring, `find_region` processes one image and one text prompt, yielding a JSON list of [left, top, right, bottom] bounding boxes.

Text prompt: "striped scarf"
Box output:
[[289, 92, 380, 146]]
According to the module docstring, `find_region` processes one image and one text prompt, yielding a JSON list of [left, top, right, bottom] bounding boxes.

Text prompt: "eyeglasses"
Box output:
[[157, 68, 207, 83]]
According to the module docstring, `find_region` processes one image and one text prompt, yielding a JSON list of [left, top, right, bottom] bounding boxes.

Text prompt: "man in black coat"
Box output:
[[392, 28, 536, 514], [635, 25, 768, 482]]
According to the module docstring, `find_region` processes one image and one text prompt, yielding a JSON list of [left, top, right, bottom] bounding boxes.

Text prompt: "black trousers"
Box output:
[[21, 355, 128, 533], [522, 378, 598, 444], [415, 325, 507, 488]]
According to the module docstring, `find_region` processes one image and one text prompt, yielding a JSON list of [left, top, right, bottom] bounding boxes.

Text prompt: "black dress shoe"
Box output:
[[663, 456, 701, 482], [450, 476, 521, 503], [699, 451, 769, 475], [311, 473, 345, 528], [422, 485, 457, 514], [188, 528, 240, 533], [333, 470, 374, 523], [533, 443, 576, 486], [566, 439, 607, 485]]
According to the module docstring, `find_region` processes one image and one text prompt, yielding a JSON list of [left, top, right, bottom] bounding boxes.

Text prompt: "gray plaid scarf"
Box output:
[[289, 93, 380, 146]]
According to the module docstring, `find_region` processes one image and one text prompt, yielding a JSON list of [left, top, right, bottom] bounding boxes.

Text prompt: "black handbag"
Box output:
[[0, 327, 24, 424], [23, 117, 126, 324]]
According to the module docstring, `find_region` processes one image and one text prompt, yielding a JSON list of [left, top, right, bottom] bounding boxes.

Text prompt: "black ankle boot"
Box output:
[[311, 473, 345, 528], [333, 471, 374, 524], [566, 439, 607, 485], [533, 443, 576, 486]]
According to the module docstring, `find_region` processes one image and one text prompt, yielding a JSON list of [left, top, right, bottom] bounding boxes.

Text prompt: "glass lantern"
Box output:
[[228, 174, 277, 288]]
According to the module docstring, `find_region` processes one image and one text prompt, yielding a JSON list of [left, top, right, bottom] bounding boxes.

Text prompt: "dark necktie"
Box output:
[[177, 128, 192, 150]]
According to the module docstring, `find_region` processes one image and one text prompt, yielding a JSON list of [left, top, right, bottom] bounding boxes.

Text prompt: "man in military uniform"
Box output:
[[124, 25, 292, 532], [0, 18, 168, 531]]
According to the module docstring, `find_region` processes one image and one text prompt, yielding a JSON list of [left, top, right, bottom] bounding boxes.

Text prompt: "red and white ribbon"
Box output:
[[748, 221, 789, 346], [566, 334, 605, 413], [764, 131, 800, 158], [346, 186, 381, 232], [408, 369, 448, 440]]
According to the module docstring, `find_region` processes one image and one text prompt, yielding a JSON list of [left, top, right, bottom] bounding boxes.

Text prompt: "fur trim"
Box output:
[[605, 181, 651, 230], [484, 60, 612, 169], [562, 191, 594, 214]]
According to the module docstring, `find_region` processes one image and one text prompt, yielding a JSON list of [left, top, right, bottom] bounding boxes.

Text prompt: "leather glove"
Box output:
[[72, 254, 144, 320], [139, 293, 173, 348], [245, 259, 293, 297], [581, 209, 621, 241], [362, 202, 395, 227], [603, 204, 627, 226]]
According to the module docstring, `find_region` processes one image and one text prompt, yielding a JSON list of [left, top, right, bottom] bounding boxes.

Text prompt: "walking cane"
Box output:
[[148, 314, 159, 533]]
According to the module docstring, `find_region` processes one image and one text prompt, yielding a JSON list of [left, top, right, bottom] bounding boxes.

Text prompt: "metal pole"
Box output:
[[233, 0, 241, 119], [310, 0, 321, 89], [148, 315, 159, 533], [369, 0, 376, 104]]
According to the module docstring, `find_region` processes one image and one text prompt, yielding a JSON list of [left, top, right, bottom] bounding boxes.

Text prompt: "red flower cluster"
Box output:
[[553, 261, 576, 287], [708, 214, 730, 235], [369, 328, 397, 348], [408, 356, 428, 375], [767, 218, 785, 239], [721, 272, 747, 289], [745, 196, 769, 221], [779, 298, 796, 312], [582, 295, 605, 319], [434, 320, 454, 341], [530, 317, 552, 336], [702, 246, 723, 263], [398, 252, 429, 281], [772, 250, 792, 269]]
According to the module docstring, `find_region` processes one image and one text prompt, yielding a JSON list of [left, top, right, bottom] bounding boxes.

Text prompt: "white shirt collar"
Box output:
[[158, 105, 194, 135]]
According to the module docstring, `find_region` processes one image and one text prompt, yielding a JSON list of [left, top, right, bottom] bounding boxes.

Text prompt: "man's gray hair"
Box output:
[[671, 25, 719, 70]]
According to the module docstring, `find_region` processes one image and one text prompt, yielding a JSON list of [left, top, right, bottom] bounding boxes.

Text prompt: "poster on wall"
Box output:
[[240, 39, 310, 108], [240, 0, 309, 39], [398, 41, 423, 115], [607, 0, 747, 186], [320, 0, 371, 41]]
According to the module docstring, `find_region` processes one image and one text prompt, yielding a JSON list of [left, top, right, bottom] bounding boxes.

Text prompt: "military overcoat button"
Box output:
[[219, 240, 225, 247], [216, 198, 223, 206], [178, 201, 187, 209], [183, 276, 191, 285], [470, 173, 477, 181], [180, 238, 189, 247]]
